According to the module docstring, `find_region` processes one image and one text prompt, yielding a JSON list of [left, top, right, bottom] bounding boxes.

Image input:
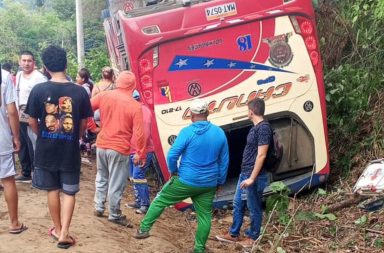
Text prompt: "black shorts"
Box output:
[[32, 167, 80, 196]]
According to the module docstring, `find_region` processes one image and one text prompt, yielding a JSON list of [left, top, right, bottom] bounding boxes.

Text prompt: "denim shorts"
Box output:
[[0, 153, 16, 179], [32, 167, 80, 196]]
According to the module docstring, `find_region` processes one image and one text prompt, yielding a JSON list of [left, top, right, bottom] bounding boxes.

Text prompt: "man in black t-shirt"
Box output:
[[25, 45, 93, 249], [216, 98, 271, 248]]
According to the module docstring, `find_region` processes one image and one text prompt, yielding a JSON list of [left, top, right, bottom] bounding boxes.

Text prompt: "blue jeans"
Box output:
[[129, 152, 154, 207], [229, 172, 269, 240]]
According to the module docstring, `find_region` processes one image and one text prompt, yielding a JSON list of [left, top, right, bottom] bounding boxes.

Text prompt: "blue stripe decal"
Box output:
[[168, 55, 294, 73]]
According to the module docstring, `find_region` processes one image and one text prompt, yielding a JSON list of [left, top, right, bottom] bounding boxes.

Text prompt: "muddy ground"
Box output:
[[0, 158, 238, 253]]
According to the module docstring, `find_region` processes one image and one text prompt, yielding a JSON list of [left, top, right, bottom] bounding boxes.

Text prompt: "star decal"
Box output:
[[175, 58, 188, 68], [228, 62, 236, 68], [204, 59, 214, 68], [168, 55, 294, 74]]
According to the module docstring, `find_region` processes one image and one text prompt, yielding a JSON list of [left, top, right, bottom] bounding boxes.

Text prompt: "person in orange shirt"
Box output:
[[91, 71, 146, 227], [126, 90, 155, 214]]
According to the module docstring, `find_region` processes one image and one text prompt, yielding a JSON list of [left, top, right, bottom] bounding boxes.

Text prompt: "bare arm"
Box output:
[[28, 117, 39, 135], [79, 118, 87, 137], [240, 144, 268, 189], [7, 102, 21, 152]]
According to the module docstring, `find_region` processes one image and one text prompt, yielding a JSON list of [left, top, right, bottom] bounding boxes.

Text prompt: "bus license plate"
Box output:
[[205, 2, 237, 21]]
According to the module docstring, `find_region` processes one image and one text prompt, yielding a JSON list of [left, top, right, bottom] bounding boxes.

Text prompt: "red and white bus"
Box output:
[[103, 0, 329, 209]]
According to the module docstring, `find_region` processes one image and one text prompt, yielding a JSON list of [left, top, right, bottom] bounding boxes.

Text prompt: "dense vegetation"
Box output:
[[0, 0, 109, 81], [317, 0, 384, 177]]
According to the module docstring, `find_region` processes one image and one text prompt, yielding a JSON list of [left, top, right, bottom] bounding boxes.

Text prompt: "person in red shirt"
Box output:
[[126, 90, 155, 214], [91, 71, 146, 226]]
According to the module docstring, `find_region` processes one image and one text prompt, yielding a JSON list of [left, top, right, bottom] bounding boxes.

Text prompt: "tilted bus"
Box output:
[[102, 0, 330, 209]]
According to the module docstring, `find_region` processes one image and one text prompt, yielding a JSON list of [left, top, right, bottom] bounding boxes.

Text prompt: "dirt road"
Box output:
[[0, 161, 237, 253]]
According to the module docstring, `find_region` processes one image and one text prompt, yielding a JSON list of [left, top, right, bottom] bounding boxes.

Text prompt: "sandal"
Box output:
[[9, 223, 28, 234], [48, 227, 59, 240], [57, 235, 76, 249]]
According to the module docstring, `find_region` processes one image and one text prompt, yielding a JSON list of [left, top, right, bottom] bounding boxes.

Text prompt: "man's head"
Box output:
[[19, 50, 35, 74], [41, 45, 67, 73], [116, 71, 136, 92], [190, 98, 209, 122], [45, 114, 58, 132], [2, 62, 12, 72], [61, 114, 73, 133], [59, 96, 72, 113], [45, 102, 58, 114], [248, 98, 265, 119]]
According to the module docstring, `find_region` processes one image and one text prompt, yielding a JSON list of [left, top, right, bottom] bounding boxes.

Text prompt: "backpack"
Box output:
[[260, 122, 283, 173]]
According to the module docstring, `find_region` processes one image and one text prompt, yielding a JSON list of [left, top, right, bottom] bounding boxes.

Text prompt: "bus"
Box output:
[[102, 0, 330, 210]]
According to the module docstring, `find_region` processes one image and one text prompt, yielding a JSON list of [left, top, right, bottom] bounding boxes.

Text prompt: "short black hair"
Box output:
[[2, 62, 12, 72], [41, 45, 67, 72], [248, 98, 265, 116], [20, 50, 35, 61]]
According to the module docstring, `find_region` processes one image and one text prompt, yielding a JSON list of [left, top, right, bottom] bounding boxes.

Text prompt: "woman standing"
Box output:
[[76, 68, 93, 98]]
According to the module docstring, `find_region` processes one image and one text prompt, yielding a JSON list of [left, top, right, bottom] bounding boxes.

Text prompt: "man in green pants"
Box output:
[[134, 99, 229, 253]]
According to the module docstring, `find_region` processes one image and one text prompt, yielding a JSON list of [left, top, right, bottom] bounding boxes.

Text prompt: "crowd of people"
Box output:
[[0, 45, 273, 253]]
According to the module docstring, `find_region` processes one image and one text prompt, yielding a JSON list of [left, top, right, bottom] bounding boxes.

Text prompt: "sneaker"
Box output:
[[134, 228, 150, 239], [81, 157, 92, 166], [108, 215, 133, 228], [135, 206, 148, 214], [94, 210, 104, 217], [215, 232, 240, 243], [15, 175, 32, 183], [237, 237, 256, 248], [125, 202, 140, 209]]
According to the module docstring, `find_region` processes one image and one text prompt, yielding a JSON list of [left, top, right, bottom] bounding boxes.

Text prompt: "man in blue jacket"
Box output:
[[135, 98, 229, 253]]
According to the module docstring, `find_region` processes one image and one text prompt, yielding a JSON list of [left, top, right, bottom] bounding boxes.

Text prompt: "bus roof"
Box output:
[[119, 0, 313, 39]]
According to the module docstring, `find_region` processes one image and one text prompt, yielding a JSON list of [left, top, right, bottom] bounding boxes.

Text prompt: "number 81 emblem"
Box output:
[[237, 35, 253, 51]]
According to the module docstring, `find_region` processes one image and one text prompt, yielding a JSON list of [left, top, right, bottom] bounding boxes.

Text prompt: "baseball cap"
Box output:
[[190, 98, 208, 114], [132, 89, 140, 100]]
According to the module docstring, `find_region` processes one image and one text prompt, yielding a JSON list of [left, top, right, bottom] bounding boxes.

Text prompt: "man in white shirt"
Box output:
[[0, 68, 28, 234], [15, 51, 47, 182]]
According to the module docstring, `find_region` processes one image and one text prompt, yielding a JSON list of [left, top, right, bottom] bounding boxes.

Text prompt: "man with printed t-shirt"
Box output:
[[15, 50, 47, 182], [26, 45, 93, 249]]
